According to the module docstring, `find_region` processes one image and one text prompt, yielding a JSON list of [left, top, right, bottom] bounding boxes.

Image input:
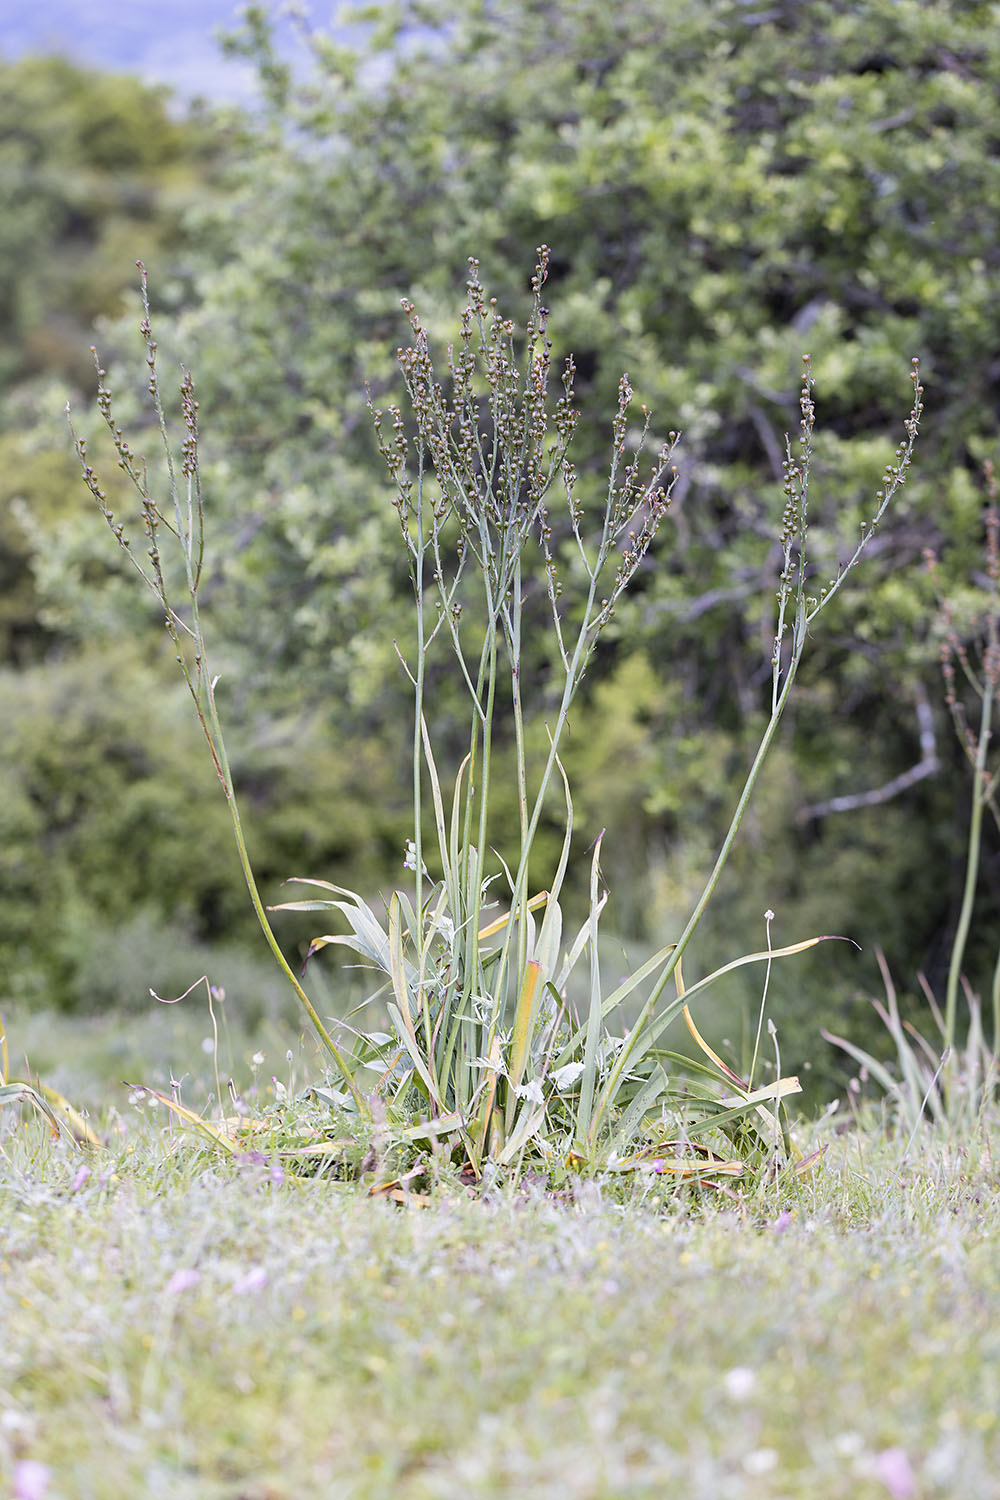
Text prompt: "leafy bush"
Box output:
[[826, 469, 1000, 1128], [7, 5, 1000, 1058], [0, 642, 404, 1011], [29, 0, 998, 1038], [0, 55, 223, 395]]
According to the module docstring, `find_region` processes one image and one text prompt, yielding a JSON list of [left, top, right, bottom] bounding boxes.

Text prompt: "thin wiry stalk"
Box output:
[[72, 275, 365, 1109], [944, 636, 995, 1052], [639, 356, 923, 1012], [927, 475, 1000, 1063]]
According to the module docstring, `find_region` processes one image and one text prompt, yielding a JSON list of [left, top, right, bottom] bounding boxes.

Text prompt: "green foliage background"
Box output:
[[2, 2, 998, 1083]]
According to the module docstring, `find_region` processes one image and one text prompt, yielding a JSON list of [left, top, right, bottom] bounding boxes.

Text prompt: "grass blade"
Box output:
[[125, 1084, 237, 1155], [575, 835, 605, 1144], [507, 959, 543, 1097]]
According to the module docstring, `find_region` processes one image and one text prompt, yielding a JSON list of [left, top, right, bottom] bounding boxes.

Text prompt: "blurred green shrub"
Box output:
[[0, 644, 406, 1009], [161, 0, 1000, 1025], [0, 55, 224, 394], [4, 4, 999, 1057]]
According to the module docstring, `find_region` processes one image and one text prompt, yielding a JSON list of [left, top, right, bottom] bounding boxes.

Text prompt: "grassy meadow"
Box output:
[[3, 1004, 1000, 1500]]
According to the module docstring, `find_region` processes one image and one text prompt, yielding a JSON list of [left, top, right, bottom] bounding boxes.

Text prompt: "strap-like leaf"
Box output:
[[507, 960, 543, 1096], [497, 1100, 547, 1165]]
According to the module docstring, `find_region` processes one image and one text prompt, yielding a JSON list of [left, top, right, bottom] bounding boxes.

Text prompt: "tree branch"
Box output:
[[796, 683, 939, 823]]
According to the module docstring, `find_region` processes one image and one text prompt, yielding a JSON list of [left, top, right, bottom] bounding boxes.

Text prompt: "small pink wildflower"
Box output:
[[232, 1266, 268, 1295], [70, 1166, 91, 1193], [14, 1460, 51, 1500], [874, 1447, 916, 1499], [165, 1268, 200, 1295]]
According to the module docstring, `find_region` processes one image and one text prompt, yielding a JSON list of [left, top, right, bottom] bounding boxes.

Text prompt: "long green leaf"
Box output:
[[507, 960, 543, 1105], [387, 1001, 439, 1104], [421, 713, 457, 910], [34, 1083, 102, 1147], [535, 756, 573, 976], [0, 1082, 64, 1138], [552, 936, 676, 1068], [589, 936, 832, 1137], [680, 1077, 802, 1139], [820, 1027, 904, 1101], [124, 1084, 237, 1154], [605, 1065, 669, 1158], [496, 1100, 547, 1165], [576, 835, 605, 1143]]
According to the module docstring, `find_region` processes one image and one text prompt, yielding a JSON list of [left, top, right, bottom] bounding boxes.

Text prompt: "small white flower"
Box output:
[[251, 1052, 265, 1069], [743, 1448, 778, 1476], [402, 838, 421, 872], [201, 1037, 215, 1055], [722, 1366, 757, 1401], [925, 1436, 962, 1485]]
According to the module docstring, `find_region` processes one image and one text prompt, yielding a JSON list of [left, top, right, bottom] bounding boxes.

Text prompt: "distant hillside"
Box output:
[[0, 0, 305, 100]]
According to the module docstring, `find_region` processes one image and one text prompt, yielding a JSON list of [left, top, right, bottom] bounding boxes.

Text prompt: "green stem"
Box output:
[[458, 630, 496, 961], [645, 649, 803, 1010], [412, 476, 427, 944], [944, 674, 994, 1052], [509, 560, 530, 853], [204, 683, 365, 1109], [486, 573, 601, 1031], [508, 560, 531, 995], [470, 631, 498, 1007]]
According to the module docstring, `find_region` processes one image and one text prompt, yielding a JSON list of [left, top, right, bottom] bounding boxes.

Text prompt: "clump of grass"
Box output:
[[826, 464, 999, 1136], [71, 252, 922, 1186]]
